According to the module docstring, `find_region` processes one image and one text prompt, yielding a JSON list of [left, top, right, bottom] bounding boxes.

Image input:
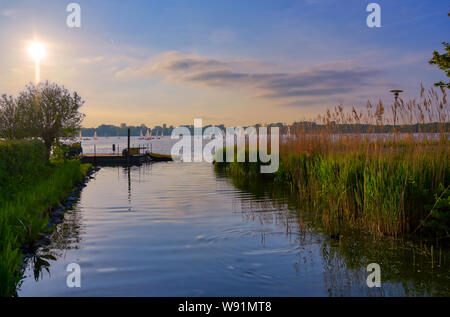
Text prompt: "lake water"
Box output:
[[76, 136, 179, 155], [17, 138, 450, 296]]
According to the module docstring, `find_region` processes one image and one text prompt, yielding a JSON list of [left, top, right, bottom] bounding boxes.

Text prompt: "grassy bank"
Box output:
[[0, 140, 90, 296], [215, 87, 449, 239]]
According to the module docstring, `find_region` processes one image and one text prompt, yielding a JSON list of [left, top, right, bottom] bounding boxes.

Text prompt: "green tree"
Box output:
[[428, 13, 450, 88], [0, 82, 85, 156], [0, 94, 33, 139]]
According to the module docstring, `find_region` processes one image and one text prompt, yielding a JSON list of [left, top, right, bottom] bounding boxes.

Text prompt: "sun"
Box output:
[[28, 41, 46, 61], [28, 41, 46, 83]]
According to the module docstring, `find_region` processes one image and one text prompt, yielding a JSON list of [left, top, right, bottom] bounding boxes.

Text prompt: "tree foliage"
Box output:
[[429, 42, 450, 89], [0, 94, 33, 139], [428, 13, 450, 88], [0, 82, 85, 155]]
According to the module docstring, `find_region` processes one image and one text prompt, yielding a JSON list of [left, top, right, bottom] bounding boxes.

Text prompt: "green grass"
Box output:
[[0, 140, 91, 296], [0, 140, 49, 201]]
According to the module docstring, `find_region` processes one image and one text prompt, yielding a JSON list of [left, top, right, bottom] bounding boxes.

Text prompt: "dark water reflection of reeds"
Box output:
[[218, 169, 450, 296]]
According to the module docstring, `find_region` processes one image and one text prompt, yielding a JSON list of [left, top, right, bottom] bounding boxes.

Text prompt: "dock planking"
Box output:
[[80, 152, 174, 166], [81, 154, 150, 166]]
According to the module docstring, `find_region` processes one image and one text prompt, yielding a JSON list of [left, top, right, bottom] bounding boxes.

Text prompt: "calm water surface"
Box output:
[[17, 139, 450, 296]]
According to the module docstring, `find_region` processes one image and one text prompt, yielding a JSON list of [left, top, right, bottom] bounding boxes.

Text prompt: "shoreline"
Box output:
[[0, 140, 97, 296], [20, 166, 99, 253]]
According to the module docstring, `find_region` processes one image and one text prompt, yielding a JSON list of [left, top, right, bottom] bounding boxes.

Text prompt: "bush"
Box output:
[[0, 140, 49, 201]]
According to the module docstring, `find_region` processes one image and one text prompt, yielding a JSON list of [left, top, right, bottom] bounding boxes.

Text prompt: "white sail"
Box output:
[[94, 131, 97, 140], [145, 129, 151, 139]]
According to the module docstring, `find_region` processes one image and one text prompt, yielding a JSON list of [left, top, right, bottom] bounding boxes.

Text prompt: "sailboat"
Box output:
[[93, 131, 97, 140], [145, 129, 151, 140], [80, 130, 91, 141], [139, 130, 145, 140]]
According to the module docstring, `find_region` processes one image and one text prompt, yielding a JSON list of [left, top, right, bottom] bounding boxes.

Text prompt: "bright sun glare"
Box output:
[[28, 41, 46, 61]]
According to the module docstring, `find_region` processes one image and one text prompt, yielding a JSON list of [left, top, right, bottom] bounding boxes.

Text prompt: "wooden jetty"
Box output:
[[80, 128, 174, 166], [81, 152, 174, 165], [81, 153, 151, 165]]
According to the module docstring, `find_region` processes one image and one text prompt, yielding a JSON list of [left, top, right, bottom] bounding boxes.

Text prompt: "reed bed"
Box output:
[[216, 86, 449, 239]]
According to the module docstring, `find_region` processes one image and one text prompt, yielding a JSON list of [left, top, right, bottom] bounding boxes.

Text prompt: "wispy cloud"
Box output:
[[78, 56, 105, 64], [116, 52, 381, 105], [163, 57, 228, 72], [1, 9, 16, 17]]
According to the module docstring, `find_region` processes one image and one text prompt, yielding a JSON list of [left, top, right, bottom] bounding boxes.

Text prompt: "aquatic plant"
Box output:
[[215, 86, 449, 239]]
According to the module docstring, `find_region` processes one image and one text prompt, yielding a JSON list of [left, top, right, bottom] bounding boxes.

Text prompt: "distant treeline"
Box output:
[[80, 124, 174, 137], [81, 122, 449, 136], [80, 123, 230, 136], [287, 121, 450, 133]]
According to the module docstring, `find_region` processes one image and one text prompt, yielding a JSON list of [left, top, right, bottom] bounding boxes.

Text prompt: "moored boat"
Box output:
[[147, 152, 173, 161]]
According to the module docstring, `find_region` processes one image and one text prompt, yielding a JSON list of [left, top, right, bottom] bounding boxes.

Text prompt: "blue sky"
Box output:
[[0, 0, 448, 127]]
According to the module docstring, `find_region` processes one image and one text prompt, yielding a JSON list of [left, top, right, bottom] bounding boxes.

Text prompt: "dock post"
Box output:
[[127, 128, 131, 164], [128, 128, 130, 152]]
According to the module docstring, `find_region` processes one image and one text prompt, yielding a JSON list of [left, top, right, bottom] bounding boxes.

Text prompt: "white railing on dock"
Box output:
[[82, 144, 152, 156]]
